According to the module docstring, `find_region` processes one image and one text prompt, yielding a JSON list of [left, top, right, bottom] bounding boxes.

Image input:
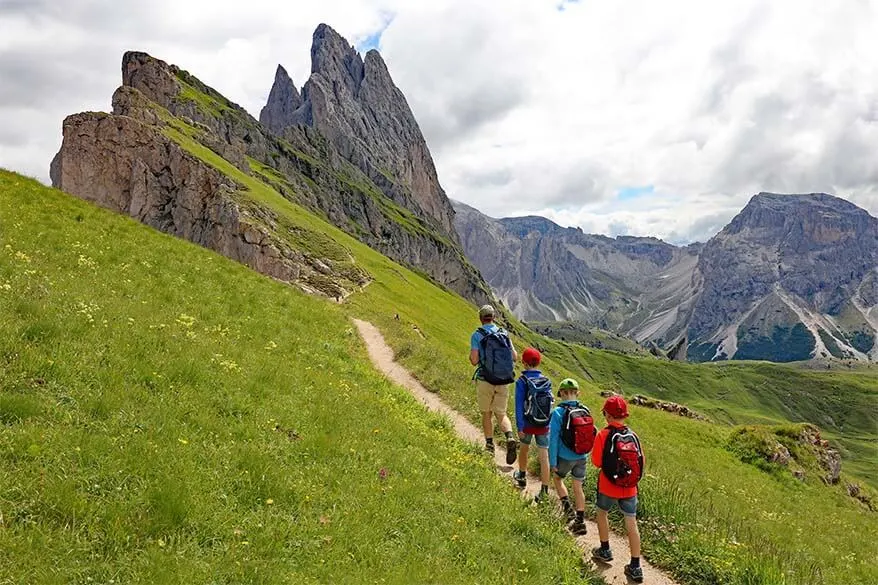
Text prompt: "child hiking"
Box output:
[[591, 395, 645, 583], [469, 304, 518, 464], [549, 378, 596, 536], [513, 348, 553, 502]]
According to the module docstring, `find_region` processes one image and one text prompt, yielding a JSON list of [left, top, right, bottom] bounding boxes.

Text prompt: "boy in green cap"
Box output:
[[548, 378, 596, 536]]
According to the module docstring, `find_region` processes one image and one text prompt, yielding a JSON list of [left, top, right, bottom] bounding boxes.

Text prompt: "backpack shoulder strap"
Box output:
[[477, 327, 489, 337]]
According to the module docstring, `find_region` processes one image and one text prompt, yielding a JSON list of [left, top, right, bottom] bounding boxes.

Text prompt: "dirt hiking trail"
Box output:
[[353, 319, 678, 585]]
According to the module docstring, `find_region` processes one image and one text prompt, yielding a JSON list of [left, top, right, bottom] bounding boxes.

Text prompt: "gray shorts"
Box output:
[[596, 492, 638, 517], [520, 432, 549, 448], [554, 457, 586, 481]]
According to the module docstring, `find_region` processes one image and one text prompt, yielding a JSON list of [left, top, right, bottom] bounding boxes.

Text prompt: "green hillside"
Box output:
[[0, 171, 589, 584], [4, 74, 878, 585]]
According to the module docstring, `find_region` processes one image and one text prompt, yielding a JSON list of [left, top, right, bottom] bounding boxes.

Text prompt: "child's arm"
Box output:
[[591, 428, 606, 468], [548, 408, 561, 469], [514, 378, 525, 434]]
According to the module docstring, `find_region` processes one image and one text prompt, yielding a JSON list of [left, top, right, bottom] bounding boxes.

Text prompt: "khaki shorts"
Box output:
[[476, 380, 509, 416]]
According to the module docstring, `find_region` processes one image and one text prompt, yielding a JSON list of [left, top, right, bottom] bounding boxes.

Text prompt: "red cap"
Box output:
[[522, 347, 542, 366], [602, 396, 629, 419]]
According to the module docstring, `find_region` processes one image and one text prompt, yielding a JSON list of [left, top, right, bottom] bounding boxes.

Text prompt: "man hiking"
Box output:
[[469, 304, 518, 464]]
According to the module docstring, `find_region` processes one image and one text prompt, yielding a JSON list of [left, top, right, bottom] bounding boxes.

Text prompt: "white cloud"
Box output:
[[2, 0, 878, 242]]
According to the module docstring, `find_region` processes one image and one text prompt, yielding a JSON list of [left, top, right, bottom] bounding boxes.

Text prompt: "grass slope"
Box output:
[[153, 92, 877, 584], [0, 171, 589, 584]]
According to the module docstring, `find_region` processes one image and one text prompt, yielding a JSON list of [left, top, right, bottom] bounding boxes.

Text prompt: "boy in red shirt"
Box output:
[[590, 396, 644, 583]]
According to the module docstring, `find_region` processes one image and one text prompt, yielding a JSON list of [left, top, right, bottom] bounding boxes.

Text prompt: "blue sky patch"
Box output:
[[557, 0, 581, 11], [357, 15, 394, 52], [616, 185, 655, 201]]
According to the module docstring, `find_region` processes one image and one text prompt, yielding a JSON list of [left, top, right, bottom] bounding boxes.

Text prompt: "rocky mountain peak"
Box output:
[[728, 192, 872, 236], [259, 65, 302, 135], [311, 23, 365, 94], [260, 24, 459, 240], [121, 51, 179, 107]]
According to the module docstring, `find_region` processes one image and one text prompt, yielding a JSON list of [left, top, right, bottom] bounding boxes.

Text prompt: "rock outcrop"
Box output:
[[690, 193, 878, 362], [454, 194, 878, 363], [50, 112, 366, 298], [52, 40, 492, 307], [260, 24, 458, 239], [259, 66, 302, 135]]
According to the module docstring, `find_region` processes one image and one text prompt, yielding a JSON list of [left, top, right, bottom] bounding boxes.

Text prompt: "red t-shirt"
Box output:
[[591, 421, 641, 499]]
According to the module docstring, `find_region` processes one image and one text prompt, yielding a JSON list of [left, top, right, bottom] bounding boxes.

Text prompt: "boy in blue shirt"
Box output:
[[549, 378, 588, 535], [513, 348, 552, 502]]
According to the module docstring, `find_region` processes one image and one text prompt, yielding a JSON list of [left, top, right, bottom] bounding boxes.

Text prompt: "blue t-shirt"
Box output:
[[470, 323, 499, 350]]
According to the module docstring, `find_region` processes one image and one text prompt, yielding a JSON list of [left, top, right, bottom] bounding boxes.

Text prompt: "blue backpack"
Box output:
[[477, 327, 515, 385], [523, 375, 553, 427]]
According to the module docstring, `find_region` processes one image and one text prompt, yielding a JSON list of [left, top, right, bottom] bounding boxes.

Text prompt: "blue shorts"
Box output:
[[596, 492, 638, 517], [554, 457, 586, 481], [519, 432, 549, 448]]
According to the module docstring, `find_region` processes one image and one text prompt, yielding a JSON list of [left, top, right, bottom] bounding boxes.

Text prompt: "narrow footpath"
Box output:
[[353, 319, 678, 585]]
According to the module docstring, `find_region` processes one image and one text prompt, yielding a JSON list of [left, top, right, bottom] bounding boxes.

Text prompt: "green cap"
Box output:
[[558, 378, 579, 391], [478, 304, 495, 318]]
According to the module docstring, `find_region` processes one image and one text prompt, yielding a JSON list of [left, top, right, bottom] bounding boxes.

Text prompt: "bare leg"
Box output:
[[495, 412, 513, 434], [596, 509, 610, 543], [538, 448, 550, 486], [624, 515, 641, 558], [518, 442, 530, 473], [481, 411, 493, 439], [572, 479, 585, 511], [553, 474, 569, 500]]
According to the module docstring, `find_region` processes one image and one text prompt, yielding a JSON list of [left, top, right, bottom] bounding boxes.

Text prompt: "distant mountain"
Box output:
[[454, 194, 878, 363]]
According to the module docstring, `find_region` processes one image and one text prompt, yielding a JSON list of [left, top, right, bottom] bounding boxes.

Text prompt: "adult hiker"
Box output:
[[469, 304, 518, 463]]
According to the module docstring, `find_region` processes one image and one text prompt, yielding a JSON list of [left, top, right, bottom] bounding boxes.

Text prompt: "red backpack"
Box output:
[[601, 427, 644, 488], [560, 402, 596, 455]]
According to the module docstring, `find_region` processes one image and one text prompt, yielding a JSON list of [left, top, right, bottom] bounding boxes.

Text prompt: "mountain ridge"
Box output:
[[51, 27, 493, 307], [455, 192, 878, 363]]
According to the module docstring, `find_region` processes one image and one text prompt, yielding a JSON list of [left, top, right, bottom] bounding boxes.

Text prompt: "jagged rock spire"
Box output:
[[260, 23, 459, 239], [259, 65, 303, 134]]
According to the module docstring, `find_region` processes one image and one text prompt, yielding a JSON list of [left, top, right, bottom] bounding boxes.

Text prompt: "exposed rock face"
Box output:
[[260, 24, 458, 239], [50, 112, 366, 297], [455, 194, 878, 363], [52, 46, 492, 307], [690, 193, 878, 362], [259, 66, 302, 135], [453, 201, 702, 349]]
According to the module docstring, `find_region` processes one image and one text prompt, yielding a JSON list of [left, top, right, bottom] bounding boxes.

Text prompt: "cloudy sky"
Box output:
[[3, 0, 878, 243]]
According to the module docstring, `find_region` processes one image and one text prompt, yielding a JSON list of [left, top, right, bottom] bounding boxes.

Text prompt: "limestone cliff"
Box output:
[[52, 42, 491, 306], [260, 24, 458, 239], [50, 111, 367, 298]]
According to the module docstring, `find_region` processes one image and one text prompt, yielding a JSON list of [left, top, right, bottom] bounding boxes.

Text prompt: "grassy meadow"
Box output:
[[0, 171, 592, 584]]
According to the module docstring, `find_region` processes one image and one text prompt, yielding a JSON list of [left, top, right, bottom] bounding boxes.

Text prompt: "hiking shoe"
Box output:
[[505, 438, 518, 465], [570, 519, 588, 536], [562, 504, 576, 523], [533, 490, 549, 505], [591, 547, 613, 563], [485, 441, 495, 454], [624, 564, 643, 583], [512, 470, 527, 488]]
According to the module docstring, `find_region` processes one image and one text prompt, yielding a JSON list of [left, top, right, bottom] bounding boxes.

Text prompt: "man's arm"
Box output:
[[469, 348, 480, 366]]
